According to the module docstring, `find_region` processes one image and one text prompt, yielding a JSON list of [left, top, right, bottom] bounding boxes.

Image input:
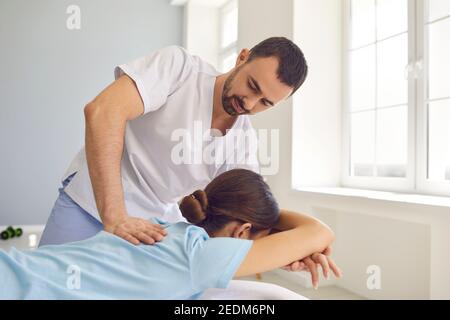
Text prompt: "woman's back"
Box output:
[[0, 218, 252, 300]]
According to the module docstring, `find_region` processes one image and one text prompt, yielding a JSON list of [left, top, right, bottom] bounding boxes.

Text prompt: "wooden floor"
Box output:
[[238, 271, 367, 300]]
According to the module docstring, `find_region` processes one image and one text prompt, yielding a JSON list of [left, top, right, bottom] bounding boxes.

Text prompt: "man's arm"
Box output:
[[84, 74, 166, 245]]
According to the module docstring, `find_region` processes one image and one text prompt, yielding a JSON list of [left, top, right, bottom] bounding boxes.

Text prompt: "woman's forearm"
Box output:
[[236, 214, 335, 277], [274, 209, 328, 232]]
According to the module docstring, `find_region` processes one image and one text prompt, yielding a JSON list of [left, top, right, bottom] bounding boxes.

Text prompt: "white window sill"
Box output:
[[293, 187, 450, 209]]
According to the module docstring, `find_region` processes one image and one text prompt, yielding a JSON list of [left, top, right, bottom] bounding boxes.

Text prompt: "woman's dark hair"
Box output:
[[248, 37, 308, 96], [179, 169, 279, 235]]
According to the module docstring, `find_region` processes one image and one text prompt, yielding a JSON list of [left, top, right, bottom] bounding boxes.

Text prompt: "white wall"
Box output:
[[238, 0, 450, 299], [184, 2, 219, 68], [237, 0, 294, 204], [0, 0, 183, 225], [292, 0, 342, 188]]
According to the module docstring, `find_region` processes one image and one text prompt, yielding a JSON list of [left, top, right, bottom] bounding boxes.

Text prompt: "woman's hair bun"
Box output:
[[179, 189, 208, 224]]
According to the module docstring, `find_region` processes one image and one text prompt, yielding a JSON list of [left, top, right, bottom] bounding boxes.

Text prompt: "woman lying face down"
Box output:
[[0, 169, 335, 300]]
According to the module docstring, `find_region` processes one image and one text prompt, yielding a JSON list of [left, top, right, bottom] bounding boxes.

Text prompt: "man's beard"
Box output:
[[221, 66, 248, 116]]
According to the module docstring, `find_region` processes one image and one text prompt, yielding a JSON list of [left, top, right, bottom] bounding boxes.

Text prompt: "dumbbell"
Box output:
[[0, 226, 23, 240]]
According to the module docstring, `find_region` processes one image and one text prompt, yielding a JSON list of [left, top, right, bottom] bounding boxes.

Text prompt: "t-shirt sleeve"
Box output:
[[187, 228, 253, 292], [114, 45, 192, 115]]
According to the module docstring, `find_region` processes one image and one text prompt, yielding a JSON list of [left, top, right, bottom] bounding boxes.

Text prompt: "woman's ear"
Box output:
[[233, 222, 252, 239]]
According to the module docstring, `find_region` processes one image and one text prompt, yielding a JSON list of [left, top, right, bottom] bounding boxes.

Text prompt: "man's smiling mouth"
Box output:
[[231, 97, 245, 114]]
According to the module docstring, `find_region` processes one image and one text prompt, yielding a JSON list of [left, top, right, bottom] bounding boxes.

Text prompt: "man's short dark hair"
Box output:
[[248, 37, 308, 96]]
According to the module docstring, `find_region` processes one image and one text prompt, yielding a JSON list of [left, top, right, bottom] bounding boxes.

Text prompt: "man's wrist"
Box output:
[[101, 211, 127, 231]]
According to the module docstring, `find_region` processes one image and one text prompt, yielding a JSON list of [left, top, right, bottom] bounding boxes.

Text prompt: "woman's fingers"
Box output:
[[303, 257, 319, 289], [289, 249, 342, 285], [327, 257, 343, 278], [280, 261, 301, 271], [281, 260, 308, 272], [281, 262, 297, 271], [312, 253, 330, 280], [290, 261, 300, 271], [322, 246, 332, 256], [293, 260, 307, 271]]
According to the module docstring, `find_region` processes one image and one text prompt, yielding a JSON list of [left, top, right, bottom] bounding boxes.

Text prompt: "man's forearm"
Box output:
[[84, 103, 128, 227]]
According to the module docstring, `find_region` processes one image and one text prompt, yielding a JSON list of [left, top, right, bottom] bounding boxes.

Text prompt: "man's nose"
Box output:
[[244, 95, 259, 111]]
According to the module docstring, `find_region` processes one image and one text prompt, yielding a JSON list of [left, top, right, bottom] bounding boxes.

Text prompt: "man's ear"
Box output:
[[235, 48, 250, 67], [233, 222, 252, 239]]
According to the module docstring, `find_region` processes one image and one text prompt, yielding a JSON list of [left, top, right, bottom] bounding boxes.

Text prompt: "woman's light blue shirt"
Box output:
[[0, 218, 253, 299]]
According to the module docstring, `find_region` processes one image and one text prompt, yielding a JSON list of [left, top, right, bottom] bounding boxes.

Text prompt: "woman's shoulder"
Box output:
[[149, 217, 209, 242]]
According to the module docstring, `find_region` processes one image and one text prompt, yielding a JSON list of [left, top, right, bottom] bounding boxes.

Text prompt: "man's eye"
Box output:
[[248, 81, 256, 91]]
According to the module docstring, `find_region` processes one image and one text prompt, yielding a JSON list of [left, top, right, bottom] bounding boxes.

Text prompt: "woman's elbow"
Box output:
[[325, 227, 335, 245], [314, 222, 335, 248]]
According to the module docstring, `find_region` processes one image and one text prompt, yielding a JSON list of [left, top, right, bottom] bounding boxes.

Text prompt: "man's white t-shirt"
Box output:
[[62, 46, 259, 223]]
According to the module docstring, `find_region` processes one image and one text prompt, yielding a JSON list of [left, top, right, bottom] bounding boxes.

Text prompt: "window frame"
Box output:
[[218, 0, 238, 73], [416, 0, 450, 196], [342, 0, 450, 197]]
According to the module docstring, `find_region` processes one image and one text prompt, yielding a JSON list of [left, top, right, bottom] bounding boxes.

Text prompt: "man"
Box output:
[[40, 36, 307, 247]]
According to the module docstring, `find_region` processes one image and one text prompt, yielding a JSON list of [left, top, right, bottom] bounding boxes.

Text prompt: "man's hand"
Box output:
[[104, 216, 168, 245], [281, 246, 343, 289]]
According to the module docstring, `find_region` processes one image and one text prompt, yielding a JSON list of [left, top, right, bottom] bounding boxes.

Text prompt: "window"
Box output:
[[219, 0, 238, 73], [343, 0, 450, 196]]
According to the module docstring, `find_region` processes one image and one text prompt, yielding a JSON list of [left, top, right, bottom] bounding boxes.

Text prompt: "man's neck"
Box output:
[[212, 72, 238, 135]]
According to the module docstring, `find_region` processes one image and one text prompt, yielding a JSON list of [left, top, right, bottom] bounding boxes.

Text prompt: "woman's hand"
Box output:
[[281, 246, 343, 289], [104, 216, 168, 245]]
